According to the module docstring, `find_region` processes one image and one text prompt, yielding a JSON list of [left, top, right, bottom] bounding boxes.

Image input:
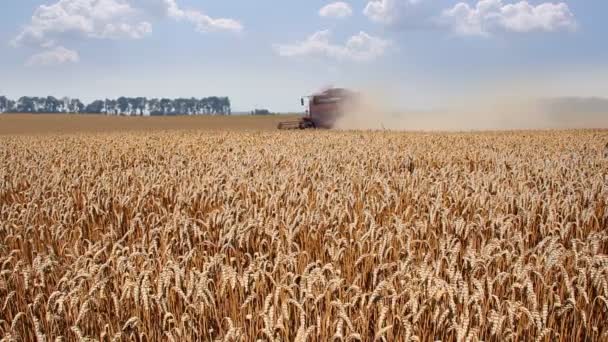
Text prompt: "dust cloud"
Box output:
[[333, 86, 608, 131]]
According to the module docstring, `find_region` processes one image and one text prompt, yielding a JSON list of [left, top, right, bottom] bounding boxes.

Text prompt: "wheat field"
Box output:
[[1, 128, 608, 341]]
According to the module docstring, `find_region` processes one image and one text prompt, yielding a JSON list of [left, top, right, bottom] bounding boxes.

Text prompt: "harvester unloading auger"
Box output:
[[278, 88, 358, 130]]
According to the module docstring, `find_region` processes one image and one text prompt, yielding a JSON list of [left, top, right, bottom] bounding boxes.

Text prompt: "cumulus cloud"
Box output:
[[275, 30, 390, 62], [363, 0, 576, 35], [13, 0, 242, 46], [441, 1, 577, 36], [319, 2, 353, 19], [26, 46, 80, 66], [12, 0, 151, 47], [12, 0, 243, 64], [98, 21, 152, 39], [363, 0, 433, 27], [163, 0, 243, 33]]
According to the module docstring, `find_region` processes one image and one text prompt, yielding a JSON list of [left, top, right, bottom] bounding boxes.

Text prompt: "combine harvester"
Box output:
[[278, 87, 358, 130]]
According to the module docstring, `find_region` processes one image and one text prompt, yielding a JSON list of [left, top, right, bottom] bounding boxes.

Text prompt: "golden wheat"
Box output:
[[0, 129, 607, 341]]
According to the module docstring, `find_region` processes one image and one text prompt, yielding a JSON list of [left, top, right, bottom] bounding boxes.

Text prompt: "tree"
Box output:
[[208, 96, 219, 114], [160, 98, 173, 115], [126, 97, 136, 115], [0, 96, 8, 113], [198, 98, 209, 114], [45, 96, 60, 113], [17, 97, 35, 113], [31, 97, 44, 112], [134, 97, 147, 116], [59, 97, 70, 113], [195, 98, 205, 114], [148, 98, 161, 115], [173, 98, 192, 115], [173, 98, 183, 115], [85, 100, 104, 114], [188, 98, 197, 115], [68, 99, 84, 113], [117, 97, 129, 115], [105, 99, 117, 115], [205, 96, 231, 115], [222, 97, 231, 115]]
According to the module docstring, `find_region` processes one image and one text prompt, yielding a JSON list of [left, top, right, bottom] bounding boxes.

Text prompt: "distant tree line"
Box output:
[[251, 109, 273, 115], [0, 96, 231, 115]]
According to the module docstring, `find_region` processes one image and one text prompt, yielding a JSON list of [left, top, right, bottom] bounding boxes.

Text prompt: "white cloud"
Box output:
[[319, 2, 353, 19], [12, 0, 243, 64], [500, 2, 576, 32], [26, 46, 80, 66], [12, 0, 151, 47], [363, 0, 576, 35], [13, 0, 242, 47], [98, 21, 152, 39], [441, 1, 576, 36], [163, 0, 243, 33], [275, 30, 390, 62], [363, 0, 430, 26]]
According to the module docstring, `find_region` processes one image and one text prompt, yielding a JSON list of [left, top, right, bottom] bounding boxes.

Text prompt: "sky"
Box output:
[[1, 0, 607, 112]]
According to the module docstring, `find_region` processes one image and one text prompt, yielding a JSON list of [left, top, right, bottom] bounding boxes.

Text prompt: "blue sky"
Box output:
[[1, 0, 607, 112]]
